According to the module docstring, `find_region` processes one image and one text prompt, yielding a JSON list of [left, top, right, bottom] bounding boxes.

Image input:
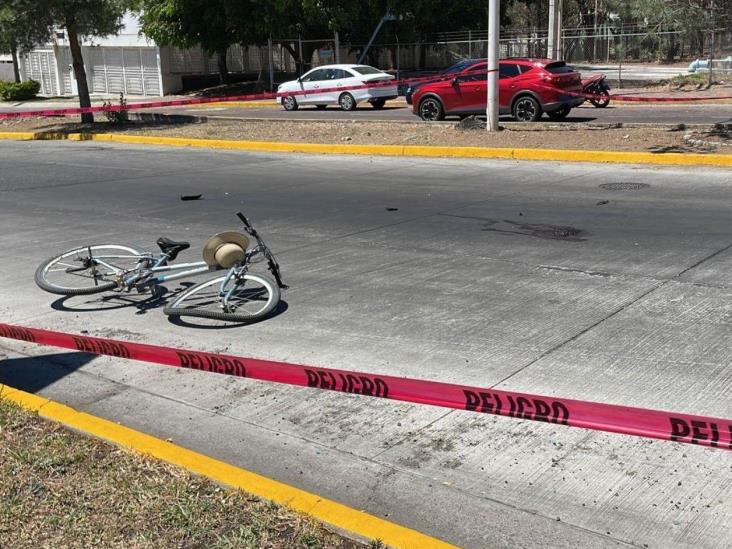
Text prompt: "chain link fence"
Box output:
[[164, 27, 732, 89]]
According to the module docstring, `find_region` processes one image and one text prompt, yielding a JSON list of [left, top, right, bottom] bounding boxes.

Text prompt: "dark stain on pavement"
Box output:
[[440, 213, 586, 241]]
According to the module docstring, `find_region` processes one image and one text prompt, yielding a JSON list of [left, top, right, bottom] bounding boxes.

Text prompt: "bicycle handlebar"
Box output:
[[235, 211, 288, 289], [236, 212, 251, 228]]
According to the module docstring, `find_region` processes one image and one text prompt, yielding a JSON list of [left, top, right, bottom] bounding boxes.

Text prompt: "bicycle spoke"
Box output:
[[38, 245, 143, 294]]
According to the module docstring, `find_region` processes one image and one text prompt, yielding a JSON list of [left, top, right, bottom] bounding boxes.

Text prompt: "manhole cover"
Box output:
[[599, 182, 650, 191]]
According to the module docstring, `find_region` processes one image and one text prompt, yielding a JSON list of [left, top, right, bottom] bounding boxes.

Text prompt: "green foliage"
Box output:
[[136, 0, 268, 53], [0, 0, 53, 60], [102, 92, 129, 125], [46, 0, 131, 38], [0, 79, 40, 100]]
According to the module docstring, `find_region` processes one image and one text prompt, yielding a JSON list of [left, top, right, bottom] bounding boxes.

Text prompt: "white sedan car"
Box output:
[[276, 64, 398, 111]]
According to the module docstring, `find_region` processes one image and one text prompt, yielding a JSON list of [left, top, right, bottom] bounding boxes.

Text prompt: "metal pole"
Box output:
[[334, 31, 340, 64], [298, 35, 303, 75], [556, 0, 563, 59], [548, 0, 556, 58], [709, 0, 715, 87], [468, 30, 472, 58], [486, 0, 500, 132], [593, 0, 598, 61], [268, 36, 274, 91], [396, 35, 400, 80], [618, 32, 623, 89]]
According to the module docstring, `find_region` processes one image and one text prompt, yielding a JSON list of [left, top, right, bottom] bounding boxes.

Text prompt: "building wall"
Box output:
[[0, 58, 15, 81], [19, 45, 164, 97]]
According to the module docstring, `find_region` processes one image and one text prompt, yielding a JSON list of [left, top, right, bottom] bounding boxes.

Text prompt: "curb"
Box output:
[[2, 130, 731, 168], [0, 383, 457, 549], [0, 131, 37, 140]]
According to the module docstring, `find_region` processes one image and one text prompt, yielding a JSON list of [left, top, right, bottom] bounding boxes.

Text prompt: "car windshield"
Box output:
[[545, 61, 575, 74], [442, 59, 482, 74], [352, 66, 382, 75]]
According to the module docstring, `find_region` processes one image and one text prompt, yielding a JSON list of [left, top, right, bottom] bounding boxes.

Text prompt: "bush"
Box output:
[[0, 79, 41, 101], [102, 93, 129, 125]]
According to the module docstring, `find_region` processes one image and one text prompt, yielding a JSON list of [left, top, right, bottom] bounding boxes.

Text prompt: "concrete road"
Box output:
[[169, 102, 732, 125], [0, 141, 731, 548]]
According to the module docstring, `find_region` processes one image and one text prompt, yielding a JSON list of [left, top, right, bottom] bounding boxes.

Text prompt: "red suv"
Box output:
[[411, 58, 583, 122]]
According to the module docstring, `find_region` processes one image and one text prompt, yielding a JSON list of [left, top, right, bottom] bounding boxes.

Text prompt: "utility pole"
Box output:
[[548, 0, 556, 58], [486, 0, 500, 132], [547, 0, 563, 59]]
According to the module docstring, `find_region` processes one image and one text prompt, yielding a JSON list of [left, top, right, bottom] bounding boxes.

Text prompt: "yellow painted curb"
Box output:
[[73, 132, 732, 168], [0, 383, 457, 549], [195, 101, 279, 109], [4, 129, 732, 168], [0, 131, 37, 140]]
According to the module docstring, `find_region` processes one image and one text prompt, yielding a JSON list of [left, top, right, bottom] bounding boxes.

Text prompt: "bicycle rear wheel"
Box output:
[[35, 244, 145, 295], [164, 273, 280, 322]]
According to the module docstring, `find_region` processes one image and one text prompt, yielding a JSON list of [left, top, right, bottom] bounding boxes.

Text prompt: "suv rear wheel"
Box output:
[[547, 106, 571, 120], [419, 97, 445, 121], [512, 96, 542, 122]]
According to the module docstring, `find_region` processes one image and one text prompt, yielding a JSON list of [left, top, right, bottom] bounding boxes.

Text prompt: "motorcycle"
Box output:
[[581, 74, 611, 108]]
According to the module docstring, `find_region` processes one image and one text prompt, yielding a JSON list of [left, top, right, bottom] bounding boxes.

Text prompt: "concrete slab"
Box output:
[[1, 140, 731, 548]]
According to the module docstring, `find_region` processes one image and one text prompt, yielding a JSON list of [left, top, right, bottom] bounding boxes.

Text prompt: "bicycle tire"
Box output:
[[164, 272, 280, 322], [35, 244, 145, 296]]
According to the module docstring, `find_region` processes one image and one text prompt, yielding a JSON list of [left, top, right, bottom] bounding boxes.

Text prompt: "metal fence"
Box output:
[[165, 27, 732, 85]]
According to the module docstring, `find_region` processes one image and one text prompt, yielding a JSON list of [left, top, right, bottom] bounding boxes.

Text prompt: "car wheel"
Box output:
[[315, 104, 327, 110], [282, 96, 298, 111], [339, 93, 357, 111], [512, 96, 542, 122], [370, 99, 386, 109], [418, 97, 445, 121], [547, 106, 571, 120], [590, 90, 610, 108]]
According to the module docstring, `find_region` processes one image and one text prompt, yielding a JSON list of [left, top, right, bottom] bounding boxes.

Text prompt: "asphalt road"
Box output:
[[170, 101, 732, 125], [1, 141, 731, 548]]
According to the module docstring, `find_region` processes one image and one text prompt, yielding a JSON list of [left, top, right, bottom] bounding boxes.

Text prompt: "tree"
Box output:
[[0, 1, 52, 82], [137, 0, 268, 85], [45, 1, 130, 121], [1, 1, 128, 120]]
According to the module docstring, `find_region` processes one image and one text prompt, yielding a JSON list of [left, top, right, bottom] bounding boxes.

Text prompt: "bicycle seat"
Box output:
[[156, 237, 190, 261]]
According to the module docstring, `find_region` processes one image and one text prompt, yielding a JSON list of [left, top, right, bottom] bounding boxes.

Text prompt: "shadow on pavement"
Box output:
[[0, 352, 97, 394], [50, 285, 181, 315], [167, 300, 288, 329]]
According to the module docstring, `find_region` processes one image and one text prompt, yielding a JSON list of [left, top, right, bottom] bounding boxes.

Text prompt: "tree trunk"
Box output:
[[10, 42, 20, 83], [67, 26, 93, 123], [217, 50, 229, 84], [281, 43, 298, 74]]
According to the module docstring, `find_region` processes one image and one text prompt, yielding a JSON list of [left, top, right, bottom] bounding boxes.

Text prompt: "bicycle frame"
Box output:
[[89, 211, 284, 300], [84, 248, 214, 292]]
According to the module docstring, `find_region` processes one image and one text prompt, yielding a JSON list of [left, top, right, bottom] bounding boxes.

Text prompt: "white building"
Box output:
[[0, 54, 14, 81], [17, 13, 287, 97]]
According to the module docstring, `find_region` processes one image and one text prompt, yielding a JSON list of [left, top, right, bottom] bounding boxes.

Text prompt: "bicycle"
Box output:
[[35, 212, 287, 323]]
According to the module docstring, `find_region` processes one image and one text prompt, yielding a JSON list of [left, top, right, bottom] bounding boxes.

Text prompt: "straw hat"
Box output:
[[202, 231, 250, 268]]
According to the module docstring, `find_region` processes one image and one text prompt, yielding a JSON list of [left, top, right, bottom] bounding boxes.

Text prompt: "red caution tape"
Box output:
[[0, 322, 729, 450], [0, 70, 503, 120], [1, 72, 729, 121]]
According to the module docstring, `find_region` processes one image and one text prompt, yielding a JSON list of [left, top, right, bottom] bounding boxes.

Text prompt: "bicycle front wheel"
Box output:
[[164, 273, 280, 322], [35, 244, 145, 295]]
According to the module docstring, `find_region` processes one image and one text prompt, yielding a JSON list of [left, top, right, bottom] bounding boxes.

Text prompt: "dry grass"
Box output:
[[2, 115, 731, 154], [0, 397, 367, 549]]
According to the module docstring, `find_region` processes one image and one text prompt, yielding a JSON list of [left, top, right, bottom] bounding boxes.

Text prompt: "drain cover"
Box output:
[[599, 182, 650, 191]]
